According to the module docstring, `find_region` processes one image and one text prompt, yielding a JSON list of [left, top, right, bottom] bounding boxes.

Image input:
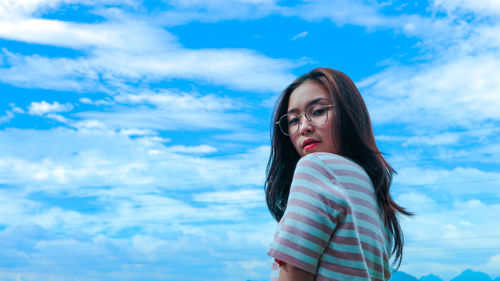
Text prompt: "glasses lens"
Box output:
[[307, 104, 328, 127], [279, 114, 299, 136]]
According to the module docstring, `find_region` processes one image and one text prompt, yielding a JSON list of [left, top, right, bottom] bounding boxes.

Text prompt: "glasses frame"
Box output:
[[275, 104, 335, 136]]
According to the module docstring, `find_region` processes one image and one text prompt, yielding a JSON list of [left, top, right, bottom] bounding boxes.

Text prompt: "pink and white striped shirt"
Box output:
[[268, 152, 392, 281]]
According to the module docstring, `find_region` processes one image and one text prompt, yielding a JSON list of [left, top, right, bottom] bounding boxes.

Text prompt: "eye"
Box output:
[[288, 117, 299, 125], [312, 107, 326, 116]]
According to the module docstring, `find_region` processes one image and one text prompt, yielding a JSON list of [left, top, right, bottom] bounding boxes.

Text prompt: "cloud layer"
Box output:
[[0, 0, 499, 280]]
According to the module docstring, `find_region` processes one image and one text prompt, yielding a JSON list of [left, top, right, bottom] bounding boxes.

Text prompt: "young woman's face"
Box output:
[[287, 81, 340, 157]]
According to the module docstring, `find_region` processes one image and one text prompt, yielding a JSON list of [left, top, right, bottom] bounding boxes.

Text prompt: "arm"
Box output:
[[279, 262, 314, 281], [268, 154, 346, 279]]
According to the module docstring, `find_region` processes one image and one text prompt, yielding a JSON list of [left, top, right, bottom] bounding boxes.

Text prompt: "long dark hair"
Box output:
[[265, 67, 412, 268]]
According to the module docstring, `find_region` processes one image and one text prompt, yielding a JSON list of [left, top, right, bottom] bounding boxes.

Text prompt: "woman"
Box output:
[[265, 68, 411, 281]]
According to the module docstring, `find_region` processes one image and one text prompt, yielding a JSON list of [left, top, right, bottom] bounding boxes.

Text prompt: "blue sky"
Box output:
[[0, 0, 499, 280]]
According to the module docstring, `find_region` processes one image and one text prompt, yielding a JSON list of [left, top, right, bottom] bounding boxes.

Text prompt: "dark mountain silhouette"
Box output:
[[420, 274, 444, 281], [390, 271, 418, 281], [450, 269, 493, 281], [390, 269, 497, 281]]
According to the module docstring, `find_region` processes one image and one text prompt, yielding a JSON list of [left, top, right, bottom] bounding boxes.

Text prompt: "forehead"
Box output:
[[287, 81, 331, 111]]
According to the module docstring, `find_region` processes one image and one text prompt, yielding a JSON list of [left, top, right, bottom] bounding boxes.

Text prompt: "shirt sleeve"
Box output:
[[267, 153, 347, 274]]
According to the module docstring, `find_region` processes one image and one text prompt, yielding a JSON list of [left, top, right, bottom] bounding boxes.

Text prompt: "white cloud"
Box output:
[[0, 46, 295, 93], [0, 191, 42, 225], [46, 113, 70, 124], [378, 127, 500, 148], [0, 177, 275, 279], [193, 188, 263, 205], [239, 259, 269, 270], [213, 131, 269, 143], [0, 0, 471, 50], [12, 107, 23, 113], [0, 217, 276, 280], [456, 23, 500, 54], [156, 0, 280, 25], [403, 133, 461, 146], [0, 0, 138, 18], [0, 104, 25, 125], [27, 101, 73, 116], [291, 31, 308, 40], [131, 234, 167, 253], [0, 1, 296, 94], [0, 49, 101, 92], [360, 51, 500, 129], [119, 128, 157, 137], [91, 48, 295, 92], [0, 128, 154, 189], [281, 0, 463, 45], [477, 254, 500, 277], [72, 119, 107, 130], [79, 97, 92, 104], [168, 0, 276, 6], [394, 165, 500, 196], [0, 110, 15, 124], [291, 0, 391, 28], [395, 192, 438, 213], [0, 0, 64, 17], [0, 16, 178, 52], [114, 90, 237, 111], [0, 127, 269, 193], [78, 97, 113, 106], [399, 200, 500, 280], [353, 0, 500, 135], [432, 0, 500, 16], [76, 106, 241, 131], [71, 87, 253, 132], [168, 145, 217, 154]]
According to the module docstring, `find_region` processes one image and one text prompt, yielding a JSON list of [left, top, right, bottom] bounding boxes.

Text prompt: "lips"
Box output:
[[303, 139, 320, 150]]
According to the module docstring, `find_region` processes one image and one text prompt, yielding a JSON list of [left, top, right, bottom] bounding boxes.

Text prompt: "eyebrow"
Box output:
[[287, 98, 330, 114]]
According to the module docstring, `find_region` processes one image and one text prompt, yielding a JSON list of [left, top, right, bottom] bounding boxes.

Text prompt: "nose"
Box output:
[[299, 114, 313, 135]]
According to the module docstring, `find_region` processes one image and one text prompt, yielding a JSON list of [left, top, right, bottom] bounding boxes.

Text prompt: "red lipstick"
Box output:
[[303, 139, 320, 151], [304, 142, 319, 150]]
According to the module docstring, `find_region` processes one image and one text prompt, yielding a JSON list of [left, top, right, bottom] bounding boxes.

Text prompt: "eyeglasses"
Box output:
[[276, 104, 335, 136]]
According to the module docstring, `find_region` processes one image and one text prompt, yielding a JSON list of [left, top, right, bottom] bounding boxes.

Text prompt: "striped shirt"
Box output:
[[268, 152, 392, 281]]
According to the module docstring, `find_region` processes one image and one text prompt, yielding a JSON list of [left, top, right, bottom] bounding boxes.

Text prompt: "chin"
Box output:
[[302, 148, 317, 156]]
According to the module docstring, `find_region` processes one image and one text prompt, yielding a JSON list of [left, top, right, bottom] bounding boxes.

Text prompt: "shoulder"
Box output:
[[293, 153, 334, 184], [297, 153, 363, 174], [295, 152, 372, 188], [292, 153, 350, 202]]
